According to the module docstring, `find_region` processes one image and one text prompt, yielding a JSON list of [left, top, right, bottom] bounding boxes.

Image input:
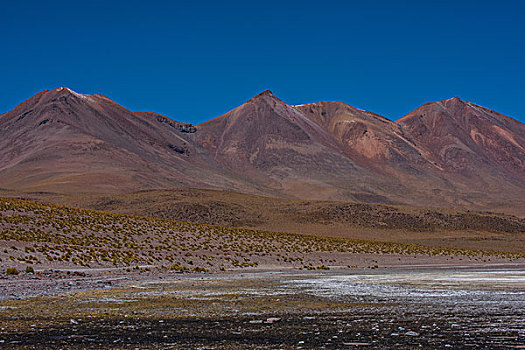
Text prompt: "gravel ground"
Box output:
[[1, 265, 524, 349]]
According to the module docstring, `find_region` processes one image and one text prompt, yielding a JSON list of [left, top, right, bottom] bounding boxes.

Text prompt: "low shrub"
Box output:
[[6, 267, 19, 275], [192, 266, 208, 273]]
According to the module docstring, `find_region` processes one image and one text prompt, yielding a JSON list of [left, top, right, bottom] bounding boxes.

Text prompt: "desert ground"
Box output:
[[2, 188, 524, 253], [0, 195, 524, 348], [1, 266, 524, 349]]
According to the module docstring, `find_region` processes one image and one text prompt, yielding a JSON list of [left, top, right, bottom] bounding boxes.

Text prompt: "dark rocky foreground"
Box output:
[[1, 268, 524, 349], [3, 311, 525, 349]]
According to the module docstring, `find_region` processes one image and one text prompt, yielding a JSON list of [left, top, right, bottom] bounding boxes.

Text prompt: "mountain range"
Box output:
[[1, 87, 524, 213]]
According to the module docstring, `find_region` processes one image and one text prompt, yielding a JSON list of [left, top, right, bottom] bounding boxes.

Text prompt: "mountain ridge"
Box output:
[[1, 87, 524, 213]]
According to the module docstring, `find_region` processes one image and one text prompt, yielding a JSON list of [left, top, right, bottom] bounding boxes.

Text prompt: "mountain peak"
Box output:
[[255, 89, 274, 97], [397, 97, 469, 122], [440, 96, 469, 107], [55, 87, 75, 93], [47, 87, 94, 101], [247, 90, 284, 104]]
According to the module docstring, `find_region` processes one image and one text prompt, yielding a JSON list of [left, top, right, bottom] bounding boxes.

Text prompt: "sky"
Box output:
[[1, 0, 524, 124]]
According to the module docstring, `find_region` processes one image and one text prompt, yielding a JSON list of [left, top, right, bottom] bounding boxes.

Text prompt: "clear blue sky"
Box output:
[[1, 0, 524, 124]]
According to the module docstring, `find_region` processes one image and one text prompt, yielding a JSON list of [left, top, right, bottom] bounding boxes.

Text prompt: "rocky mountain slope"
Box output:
[[0, 87, 252, 193], [1, 88, 524, 213]]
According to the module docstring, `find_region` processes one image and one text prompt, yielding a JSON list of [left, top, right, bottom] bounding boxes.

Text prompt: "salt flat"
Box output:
[[1, 266, 524, 349]]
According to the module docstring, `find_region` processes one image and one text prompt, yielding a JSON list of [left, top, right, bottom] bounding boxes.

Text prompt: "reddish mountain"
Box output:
[[398, 97, 525, 177], [196, 91, 392, 201], [397, 97, 525, 210], [1, 88, 524, 213], [294, 101, 437, 172], [0, 88, 244, 193]]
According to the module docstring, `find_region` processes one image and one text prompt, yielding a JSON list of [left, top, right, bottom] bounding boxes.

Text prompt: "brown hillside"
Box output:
[[1, 88, 524, 213]]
